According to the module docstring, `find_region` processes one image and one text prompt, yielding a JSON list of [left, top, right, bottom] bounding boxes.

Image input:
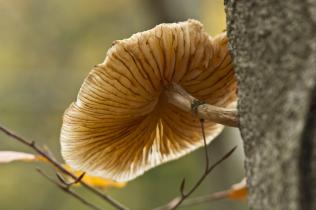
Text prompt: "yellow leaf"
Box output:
[[63, 164, 127, 189], [228, 178, 248, 200], [34, 155, 49, 162]]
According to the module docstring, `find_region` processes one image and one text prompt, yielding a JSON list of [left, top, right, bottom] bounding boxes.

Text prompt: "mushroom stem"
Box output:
[[165, 83, 238, 127]]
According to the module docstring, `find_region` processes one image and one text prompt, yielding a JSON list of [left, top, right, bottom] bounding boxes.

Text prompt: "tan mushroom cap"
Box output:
[[60, 19, 237, 182]]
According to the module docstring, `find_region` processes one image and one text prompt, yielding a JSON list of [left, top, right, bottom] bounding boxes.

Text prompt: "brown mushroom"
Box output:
[[60, 19, 237, 182]]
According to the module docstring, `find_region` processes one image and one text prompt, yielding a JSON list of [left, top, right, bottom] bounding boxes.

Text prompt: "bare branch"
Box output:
[[0, 124, 128, 210], [152, 126, 237, 210], [165, 83, 238, 127], [200, 119, 209, 172], [56, 171, 86, 187], [37, 168, 102, 210]]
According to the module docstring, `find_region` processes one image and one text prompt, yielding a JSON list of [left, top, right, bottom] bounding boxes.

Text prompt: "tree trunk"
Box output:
[[224, 1, 316, 210]]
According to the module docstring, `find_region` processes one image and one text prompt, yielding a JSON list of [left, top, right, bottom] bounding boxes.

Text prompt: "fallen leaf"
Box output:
[[0, 151, 37, 163]]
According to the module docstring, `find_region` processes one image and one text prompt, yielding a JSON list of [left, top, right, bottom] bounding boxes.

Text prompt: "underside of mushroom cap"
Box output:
[[60, 19, 236, 182]]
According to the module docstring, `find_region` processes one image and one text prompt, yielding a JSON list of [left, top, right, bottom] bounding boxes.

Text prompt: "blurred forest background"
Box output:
[[0, 0, 246, 209]]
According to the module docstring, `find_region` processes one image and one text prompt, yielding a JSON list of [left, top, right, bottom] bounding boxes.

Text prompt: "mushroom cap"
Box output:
[[60, 19, 236, 182]]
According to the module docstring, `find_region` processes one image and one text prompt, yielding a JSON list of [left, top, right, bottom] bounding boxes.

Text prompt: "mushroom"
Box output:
[[60, 19, 237, 182]]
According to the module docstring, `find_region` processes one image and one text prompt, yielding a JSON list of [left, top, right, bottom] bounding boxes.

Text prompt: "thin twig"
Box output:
[[166, 83, 238, 127], [56, 171, 86, 186], [152, 143, 237, 210], [155, 116, 237, 210], [37, 168, 102, 210], [200, 119, 209, 172], [0, 125, 128, 210]]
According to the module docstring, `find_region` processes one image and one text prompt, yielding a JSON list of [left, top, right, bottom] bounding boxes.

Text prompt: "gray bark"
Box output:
[[225, 1, 316, 210]]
